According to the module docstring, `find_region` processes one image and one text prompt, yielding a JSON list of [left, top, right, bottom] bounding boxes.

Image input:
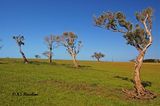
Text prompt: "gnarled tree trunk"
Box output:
[[134, 51, 145, 95], [131, 18, 156, 98]]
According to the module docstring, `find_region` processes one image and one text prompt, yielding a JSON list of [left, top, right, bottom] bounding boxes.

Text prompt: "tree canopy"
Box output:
[[91, 52, 105, 61], [94, 7, 153, 52], [13, 35, 25, 47]]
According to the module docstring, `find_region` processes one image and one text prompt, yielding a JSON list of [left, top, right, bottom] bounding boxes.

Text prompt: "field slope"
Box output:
[[0, 58, 160, 106]]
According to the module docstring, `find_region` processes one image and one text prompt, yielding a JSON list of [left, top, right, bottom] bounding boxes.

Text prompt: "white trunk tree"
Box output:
[[94, 7, 156, 99], [59, 32, 82, 68]]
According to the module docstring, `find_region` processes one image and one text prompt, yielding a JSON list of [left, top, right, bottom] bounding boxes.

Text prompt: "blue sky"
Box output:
[[0, 0, 159, 61]]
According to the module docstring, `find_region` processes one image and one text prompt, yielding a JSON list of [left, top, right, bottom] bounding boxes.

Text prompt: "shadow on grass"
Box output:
[[60, 64, 92, 70], [0, 62, 8, 64], [29, 61, 57, 65], [29, 61, 92, 70], [114, 75, 152, 87]]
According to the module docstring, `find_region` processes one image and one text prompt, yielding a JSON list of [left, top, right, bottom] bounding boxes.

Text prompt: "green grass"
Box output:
[[0, 58, 160, 106]]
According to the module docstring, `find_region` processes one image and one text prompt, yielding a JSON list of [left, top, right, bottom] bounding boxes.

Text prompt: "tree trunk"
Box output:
[[49, 47, 52, 63], [72, 54, 78, 68], [19, 47, 28, 64], [49, 53, 52, 63], [97, 58, 100, 62], [49, 54, 52, 63], [123, 14, 156, 99], [134, 51, 145, 95]]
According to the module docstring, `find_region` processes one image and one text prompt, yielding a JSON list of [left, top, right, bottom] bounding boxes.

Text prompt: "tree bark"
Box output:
[[130, 16, 155, 98], [49, 47, 52, 63], [48, 46, 52, 63], [134, 51, 145, 95], [72, 54, 78, 68], [19, 47, 28, 64], [133, 15, 153, 96], [49, 54, 52, 63]]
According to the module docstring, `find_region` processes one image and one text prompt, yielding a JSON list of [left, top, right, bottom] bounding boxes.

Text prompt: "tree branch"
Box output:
[[142, 14, 153, 52], [112, 29, 126, 33]]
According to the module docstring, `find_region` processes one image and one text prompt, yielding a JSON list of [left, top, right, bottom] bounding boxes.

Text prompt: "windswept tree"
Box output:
[[91, 52, 105, 62], [35, 55, 41, 59], [94, 7, 156, 99], [58, 32, 82, 68], [13, 35, 29, 63], [44, 35, 59, 63]]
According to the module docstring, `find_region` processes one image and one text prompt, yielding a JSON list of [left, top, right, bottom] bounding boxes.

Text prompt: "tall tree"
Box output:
[[94, 7, 156, 99], [13, 35, 29, 63], [44, 35, 59, 63], [59, 32, 82, 68], [91, 52, 105, 62]]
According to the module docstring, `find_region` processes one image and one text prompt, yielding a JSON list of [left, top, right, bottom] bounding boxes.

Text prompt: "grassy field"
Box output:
[[0, 58, 160, 106]]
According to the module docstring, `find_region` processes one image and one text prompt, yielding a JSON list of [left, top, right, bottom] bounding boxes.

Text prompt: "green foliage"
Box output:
[[91, 52, 105, 61], [59, 32, 82, 55], [124, 25, 149, 49], [94, 7, 153, 51]]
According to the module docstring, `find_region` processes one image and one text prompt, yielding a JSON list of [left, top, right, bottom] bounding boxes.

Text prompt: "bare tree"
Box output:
[[94, 7, 156, 99], [91, 52, 105, 62], [59, 32, 82, 68], [13, 35, 29, 63], [44, 35, 59, 63]]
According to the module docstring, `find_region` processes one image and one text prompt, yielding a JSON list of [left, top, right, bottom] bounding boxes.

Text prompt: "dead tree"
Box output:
[[59, 32, 82, 68], [94, 7, 156, 99], [13, 35, 29, 63]]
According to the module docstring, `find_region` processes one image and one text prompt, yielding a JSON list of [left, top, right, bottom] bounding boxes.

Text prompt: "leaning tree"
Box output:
[[13, 35, 29, 63], [59, 32, 82, 68], [91, 52, 105, 62], [94, 7, 156, 99], [44, 35, 59, 63]]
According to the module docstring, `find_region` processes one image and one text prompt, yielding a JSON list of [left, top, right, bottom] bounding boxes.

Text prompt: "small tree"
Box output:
[[59, 32, 82, 68], [35, 55, 41, 59], [94, 7, 156, 99], [91, 52, 105, 62], [44, 35, 59, 63], [13, 35, 29, 63]]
